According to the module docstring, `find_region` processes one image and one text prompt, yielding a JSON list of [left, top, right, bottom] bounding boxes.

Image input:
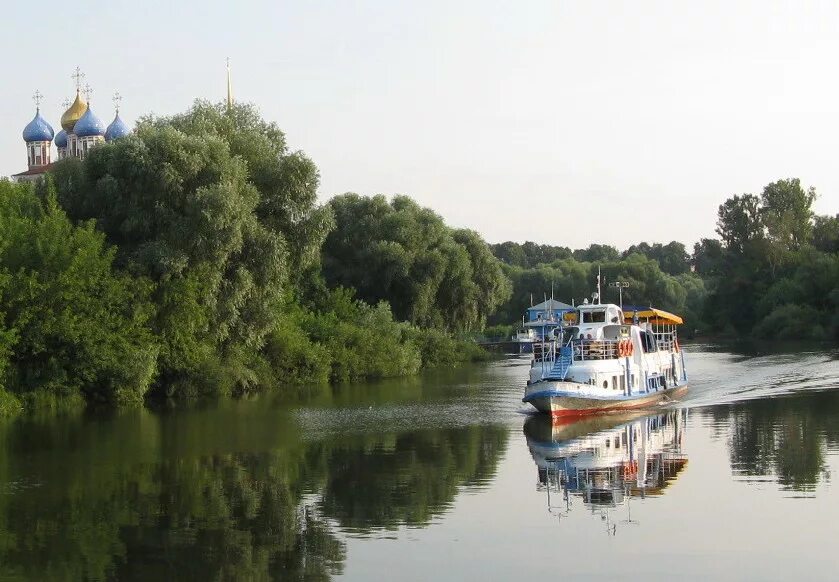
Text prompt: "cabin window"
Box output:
[[612, 376, 618, 390], [620, 375, 626, 391], [602, 380, 608, 389], [639, 331, 656, 353], [582, 310, 606, 323]]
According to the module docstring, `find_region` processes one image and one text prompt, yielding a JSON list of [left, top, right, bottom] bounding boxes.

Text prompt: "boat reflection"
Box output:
[[524, 410, 688, 532]]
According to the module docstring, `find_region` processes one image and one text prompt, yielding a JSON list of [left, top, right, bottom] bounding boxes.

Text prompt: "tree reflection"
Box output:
[[708, 390, 839, 491], [0, 405, 508, 580], [318, 426, 508, 532]]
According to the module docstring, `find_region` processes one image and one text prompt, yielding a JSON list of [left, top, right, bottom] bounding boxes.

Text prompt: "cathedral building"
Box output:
[[13, 68, 130, 183]]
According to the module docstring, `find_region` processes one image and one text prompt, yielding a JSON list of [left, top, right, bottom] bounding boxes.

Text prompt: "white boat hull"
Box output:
[[523, 380, 687, 418]]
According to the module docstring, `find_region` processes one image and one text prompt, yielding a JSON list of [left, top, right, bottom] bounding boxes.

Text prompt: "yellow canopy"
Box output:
[[623, 308, 683, 326]]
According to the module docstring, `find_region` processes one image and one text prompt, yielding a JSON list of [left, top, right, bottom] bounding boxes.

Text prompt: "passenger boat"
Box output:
[[522, 301, 687, 417]]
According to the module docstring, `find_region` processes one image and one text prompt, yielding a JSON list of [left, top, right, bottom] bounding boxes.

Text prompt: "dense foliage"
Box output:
[[0, 181, 156, 406], [0, 102, 495, 409], [1, 97, 835, 411], [322, 194, 511, 332], [701, 179, 839, 339], [0, 404, 508, 579], [489, 178, 838, 341], [490, 253, 706, 332]]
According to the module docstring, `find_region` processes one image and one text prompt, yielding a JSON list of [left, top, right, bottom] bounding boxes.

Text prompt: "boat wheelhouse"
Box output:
[[523, 302, 687, 417]]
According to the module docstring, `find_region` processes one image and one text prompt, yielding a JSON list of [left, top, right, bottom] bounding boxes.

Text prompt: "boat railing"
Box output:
[[571, 339, 621, 361], [534, 339, 626, 362], [533, 341, 556, 363], [653, 332, 677, 352]]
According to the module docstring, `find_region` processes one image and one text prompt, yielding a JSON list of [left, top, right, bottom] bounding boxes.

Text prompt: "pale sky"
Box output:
[[3, 1, 838, 249]]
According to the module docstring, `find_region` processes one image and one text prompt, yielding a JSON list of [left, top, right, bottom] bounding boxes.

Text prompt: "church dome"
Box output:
[[55, 129, 68, 148], [104, 113, 130, 142], [22, 110, 55, 142], [60, 92, 87, 132], [73, 105, 106, 137]]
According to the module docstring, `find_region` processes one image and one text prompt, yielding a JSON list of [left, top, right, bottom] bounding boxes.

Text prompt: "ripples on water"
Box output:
[[682, 344, 839, 408], [0, 344, 837, 580]]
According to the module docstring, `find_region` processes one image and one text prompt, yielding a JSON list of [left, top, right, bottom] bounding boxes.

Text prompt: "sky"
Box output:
[[3, 0, 838, 249]]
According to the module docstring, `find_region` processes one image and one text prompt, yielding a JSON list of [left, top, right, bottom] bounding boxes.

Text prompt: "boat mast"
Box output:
[[597, 266, 602, 305]]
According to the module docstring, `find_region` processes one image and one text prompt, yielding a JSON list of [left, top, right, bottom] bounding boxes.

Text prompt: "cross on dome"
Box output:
[[83, 84, 93, 103], [72, 67, 85, 92], [32, 90, 43, 110], [112, 91, 122, 113]]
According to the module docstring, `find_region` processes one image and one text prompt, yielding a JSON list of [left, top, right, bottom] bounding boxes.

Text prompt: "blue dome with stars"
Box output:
[[73, 105, 105, 137], [55, 129, 68, 148], [104, 113, 130, 142], [22, 110, 55, 142]]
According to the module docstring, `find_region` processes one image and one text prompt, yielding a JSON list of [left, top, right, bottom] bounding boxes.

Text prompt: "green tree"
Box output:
[[760, 178, 816, 251], [716, 194, 763, 253], [812, 214, 839, 254], [52, 127, 282, 386], [692, 238, 724, 276], [321, 194, 510, 331], [142, 101, 334, 280], [572, 244, 620, 263], [50, 102, 334, 393], [0, 181, 157, 403], [623, 241, 690, 275]]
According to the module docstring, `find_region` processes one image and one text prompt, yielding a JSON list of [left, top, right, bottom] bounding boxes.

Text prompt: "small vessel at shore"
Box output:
[[523, 299, 687, 417]]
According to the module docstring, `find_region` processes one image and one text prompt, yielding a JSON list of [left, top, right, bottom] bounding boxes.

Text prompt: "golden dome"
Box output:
[[60, 92, 88, 133]]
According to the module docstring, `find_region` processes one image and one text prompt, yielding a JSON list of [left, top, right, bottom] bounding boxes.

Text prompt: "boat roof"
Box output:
[[527, 298, 574, 312], [561, 304, 684, 325], [622, 307, 683, 325]]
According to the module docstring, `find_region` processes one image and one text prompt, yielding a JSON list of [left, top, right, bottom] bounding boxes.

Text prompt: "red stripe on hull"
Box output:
[[547, 386, 688, 420]]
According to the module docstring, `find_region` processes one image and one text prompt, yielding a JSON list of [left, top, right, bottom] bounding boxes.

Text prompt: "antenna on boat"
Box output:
[[609, 280, 630, 309]]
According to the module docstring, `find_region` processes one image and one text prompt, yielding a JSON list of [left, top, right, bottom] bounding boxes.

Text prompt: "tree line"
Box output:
[[488, 178, 839, 342], [0, 101, 510, 410], [0, 99, 835, 411]]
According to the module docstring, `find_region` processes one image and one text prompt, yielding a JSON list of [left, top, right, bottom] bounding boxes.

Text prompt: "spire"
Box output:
[[226, 57, 233, 110]]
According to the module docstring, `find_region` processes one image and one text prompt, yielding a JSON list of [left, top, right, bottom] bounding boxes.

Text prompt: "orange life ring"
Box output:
[[627, 341, 634, 356], [617, 340, 625, 358]]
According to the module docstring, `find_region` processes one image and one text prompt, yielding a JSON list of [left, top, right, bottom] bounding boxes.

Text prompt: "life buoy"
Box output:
[[627, 341, 634, 356], [618, 340, 626, 358]]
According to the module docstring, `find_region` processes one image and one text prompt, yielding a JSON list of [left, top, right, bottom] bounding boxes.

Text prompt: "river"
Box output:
[[0, 344, 837, 580]]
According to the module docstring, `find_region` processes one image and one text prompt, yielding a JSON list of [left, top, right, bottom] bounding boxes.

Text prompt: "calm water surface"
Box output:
[[1, 344, 838, 580]]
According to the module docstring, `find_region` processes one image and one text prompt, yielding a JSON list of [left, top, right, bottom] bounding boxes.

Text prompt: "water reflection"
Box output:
[[703, 389, 839, 492], [0, 349, 837, 580], [524, 411, 688, 531], [0, 403, 508, 580]]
